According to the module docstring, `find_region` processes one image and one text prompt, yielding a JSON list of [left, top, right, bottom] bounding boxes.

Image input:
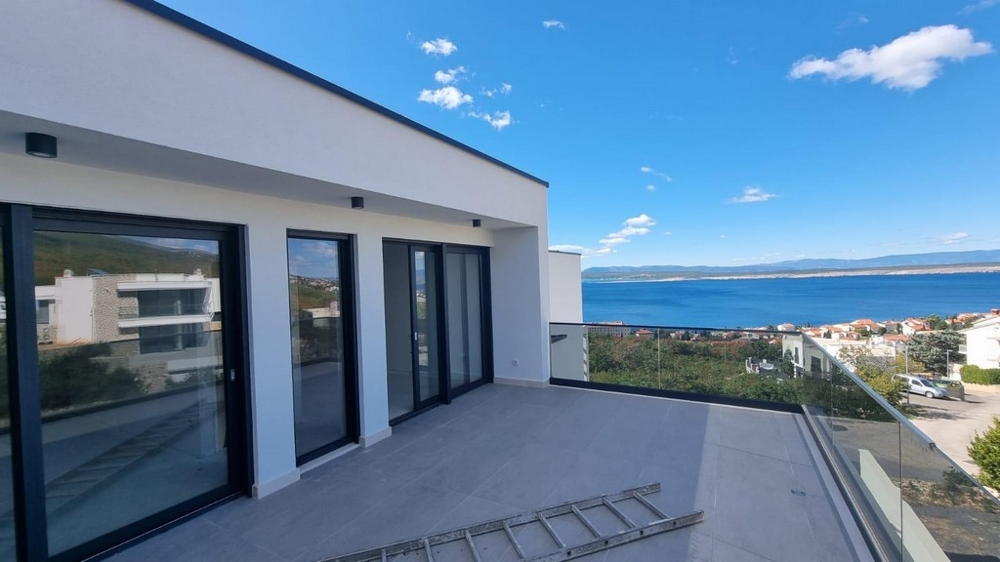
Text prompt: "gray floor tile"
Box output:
[[110, 385, 869, 562]]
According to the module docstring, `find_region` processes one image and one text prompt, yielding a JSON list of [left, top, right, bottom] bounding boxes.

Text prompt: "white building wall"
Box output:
[[53, 276, 95, 343], [548, 251, 583, 324], [492, 227, 550, 386], [964, 318, 1000, 369], [0, 0, 545, 226], [0, 152, 545, 496]]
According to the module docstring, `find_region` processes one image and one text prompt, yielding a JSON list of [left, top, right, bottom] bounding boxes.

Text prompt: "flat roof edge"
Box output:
[[121, 0, 549, 188]]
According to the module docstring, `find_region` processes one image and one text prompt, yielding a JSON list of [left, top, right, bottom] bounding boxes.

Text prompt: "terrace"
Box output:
[[110, 383, 867, 562], [107, 322, 1000, 562]]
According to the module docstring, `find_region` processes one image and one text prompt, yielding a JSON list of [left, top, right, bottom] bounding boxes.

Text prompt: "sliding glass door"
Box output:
[[384, 241, 491, 422], [287, 233, 357, 463], [0, 206, 248, 561], [445, 249, 489, 394], [383, 243, 443, 421]]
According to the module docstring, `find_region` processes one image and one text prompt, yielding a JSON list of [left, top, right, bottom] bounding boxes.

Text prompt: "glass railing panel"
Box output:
[[898, 427, 1000, 559], [551, 322, 802, 407], [802, 336, 1000, 561], [550, 323, 1000, 561], [549, 323, 588, 382]]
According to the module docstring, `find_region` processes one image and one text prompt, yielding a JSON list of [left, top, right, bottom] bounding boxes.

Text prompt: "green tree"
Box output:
[[838, 346, 906, 408], [969, 417, 1000, 490], [908, 331, 964, 377], [925, 314, 949, 331]]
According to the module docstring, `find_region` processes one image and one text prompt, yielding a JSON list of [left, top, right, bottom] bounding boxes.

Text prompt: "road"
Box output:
[[907, 385, 1000, 477]]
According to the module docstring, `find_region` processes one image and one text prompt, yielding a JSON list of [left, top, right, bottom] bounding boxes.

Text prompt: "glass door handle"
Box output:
[[229, 368, 236, 382]]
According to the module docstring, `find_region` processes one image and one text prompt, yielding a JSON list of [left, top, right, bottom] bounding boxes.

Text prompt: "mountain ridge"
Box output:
[[583, 249, 1000, 276]]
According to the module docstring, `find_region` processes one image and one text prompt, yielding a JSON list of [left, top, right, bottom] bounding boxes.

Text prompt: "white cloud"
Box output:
[[663, 231, 673, 235], [434, 66, 466, 84], [599, 235, 629, 246], [837, 13, 869, 30], [417, 86, 473, 109], [624, 214, 656, 228], [482, 83, 513, 98], [789, 25, 994, 91], [646, 184, 656, 193], [727, 47, 739, 65], [640, 165, 672, 182], [482, 110, 512, 131], [468, 110, 513, 130], [420, 38, 458, 56], [555, 214, 657, 258], [730, 186, 777, 203], [937, 232, 971, 244], [960, 0, 1000, 15], [548, 244, 586, 253], [542, 20, 566, 30]]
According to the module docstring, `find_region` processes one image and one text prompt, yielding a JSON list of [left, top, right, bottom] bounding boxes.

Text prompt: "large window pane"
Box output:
[[34, 231, 229, 555], [288, 237, 349, 459], [384, 243, 414, 419], [415, 251, 440, 402], [0, 229, 15, 560], [447, 252, 484, 390]]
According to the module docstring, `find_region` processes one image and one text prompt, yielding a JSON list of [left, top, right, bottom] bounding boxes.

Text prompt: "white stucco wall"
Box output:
[[963, 317, 1000, 370], [0, 152, 547, 496], [0, 0, 546, 227], [548, 251, 583, 324], [0, 0, 552, 502]]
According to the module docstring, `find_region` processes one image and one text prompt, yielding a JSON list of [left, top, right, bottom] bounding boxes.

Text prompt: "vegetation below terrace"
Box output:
[[584, 333, 897, 421]]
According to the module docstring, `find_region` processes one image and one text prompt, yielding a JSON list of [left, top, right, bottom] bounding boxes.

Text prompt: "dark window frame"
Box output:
[[286, 229, 360, 465], [0, 203, 253, 562]]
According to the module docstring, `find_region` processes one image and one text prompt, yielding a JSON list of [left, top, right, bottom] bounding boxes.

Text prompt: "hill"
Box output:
[[583, 250, 1000, 281]]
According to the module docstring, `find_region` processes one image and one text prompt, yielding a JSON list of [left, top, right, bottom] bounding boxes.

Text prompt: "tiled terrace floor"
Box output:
[[112, 384, 872, 562]]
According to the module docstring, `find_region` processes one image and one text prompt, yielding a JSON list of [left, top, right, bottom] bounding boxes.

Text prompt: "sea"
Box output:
[[582, 272, 1000, 329]]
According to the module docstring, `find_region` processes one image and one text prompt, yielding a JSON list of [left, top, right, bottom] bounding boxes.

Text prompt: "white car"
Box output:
[[896, 375, 948, 399]]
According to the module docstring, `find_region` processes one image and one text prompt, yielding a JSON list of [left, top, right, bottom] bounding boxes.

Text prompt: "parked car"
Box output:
[[896, 374, 949, 399]]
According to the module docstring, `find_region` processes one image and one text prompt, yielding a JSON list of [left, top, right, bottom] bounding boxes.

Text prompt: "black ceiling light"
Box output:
[[472, 219, 482, 228], [26, 132, 58, 158], [350, 196, 365, 209]]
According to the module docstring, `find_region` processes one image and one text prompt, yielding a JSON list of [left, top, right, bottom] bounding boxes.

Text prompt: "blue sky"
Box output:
[[159, 0, 1000, 267]]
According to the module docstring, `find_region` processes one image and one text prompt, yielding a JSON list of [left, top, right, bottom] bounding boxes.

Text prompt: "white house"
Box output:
[[0, 1, 554, 559], [962, 313, 1000, 370]]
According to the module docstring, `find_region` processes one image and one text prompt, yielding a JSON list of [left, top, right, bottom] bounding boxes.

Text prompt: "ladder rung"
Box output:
[[503, 521, 526, 559], [463, 530, 482, 562], [632, 491, 669, 520], [319, 483, 691, 562], [570, 505, 601, 537], [422, 538, 434, 562], [523, 510, 705, 562], [537, 514, 565, 548], [602, 497, 636, 529]]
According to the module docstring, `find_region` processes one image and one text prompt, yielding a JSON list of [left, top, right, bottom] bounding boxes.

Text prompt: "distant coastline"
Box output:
[[584, 263, 1000, 283]]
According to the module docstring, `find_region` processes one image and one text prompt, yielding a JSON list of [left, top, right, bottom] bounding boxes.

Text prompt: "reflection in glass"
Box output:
[[0, 231, 16, 559], [384, 243, 414, 419], [288, 237, 348, 459], [34, 231, 229, 555], [415, 251, 440, 402], [446, 253, 483, 389]]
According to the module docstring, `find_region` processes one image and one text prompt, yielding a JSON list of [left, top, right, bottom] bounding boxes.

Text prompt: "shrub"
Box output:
[[961, 365, 1000, 385], [969, 417, 1000, 490]]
